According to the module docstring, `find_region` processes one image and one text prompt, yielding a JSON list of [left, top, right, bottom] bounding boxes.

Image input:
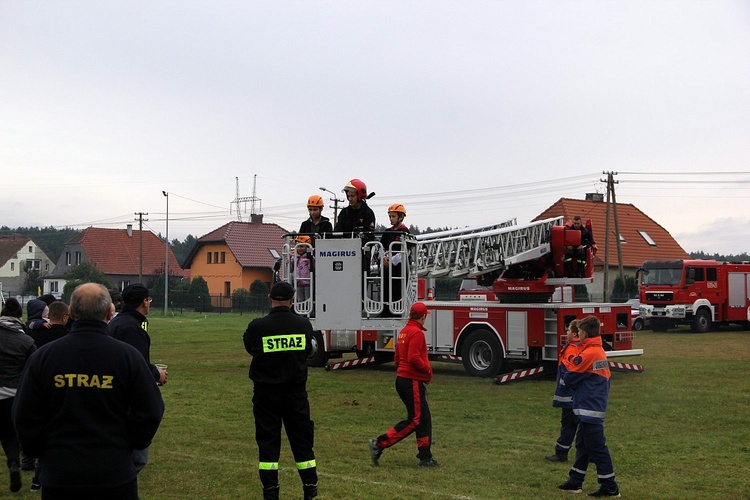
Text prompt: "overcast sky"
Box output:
[[2, 1, 749, 255]]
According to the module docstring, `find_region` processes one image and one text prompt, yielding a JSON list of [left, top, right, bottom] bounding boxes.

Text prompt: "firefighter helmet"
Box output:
[[342, 179, 367, 200], [307, 195, 324, 207], [296, 235, 312, 245], [388, 203, 406, 216]]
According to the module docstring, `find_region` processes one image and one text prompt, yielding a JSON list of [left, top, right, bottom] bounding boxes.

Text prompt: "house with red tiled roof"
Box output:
[[182, 218, 288, 297], [534, 194, 690, 300], [44, 226, 188, 297], [0, 234, 55, 297]]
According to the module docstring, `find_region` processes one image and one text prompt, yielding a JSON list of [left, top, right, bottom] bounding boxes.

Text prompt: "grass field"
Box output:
[[7, 313, 750, 499]]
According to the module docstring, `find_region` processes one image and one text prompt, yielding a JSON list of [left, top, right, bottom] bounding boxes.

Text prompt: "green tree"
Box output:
[[61, 262, 113, 302], [23, 269, 42, 295], [250, 279, 269, 296]]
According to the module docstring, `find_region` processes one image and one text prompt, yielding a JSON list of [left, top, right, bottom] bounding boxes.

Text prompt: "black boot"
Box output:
[[303, 483, 318, 499], [545, 453, 568, 462], [262, 485, 280, 500]]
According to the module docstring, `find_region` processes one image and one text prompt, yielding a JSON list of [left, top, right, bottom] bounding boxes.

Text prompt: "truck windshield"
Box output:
[[642, 268, 682, 286]]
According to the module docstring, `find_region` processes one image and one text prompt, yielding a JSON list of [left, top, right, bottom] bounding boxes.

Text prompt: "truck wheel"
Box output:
[[632, 318, 644, 331], [691, 309, 712, 333], [460, 330, 505, 377], [306, 331, 329, 367]]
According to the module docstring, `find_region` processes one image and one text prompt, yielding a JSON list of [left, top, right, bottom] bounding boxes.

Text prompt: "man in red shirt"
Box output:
[[369, 302, 438, 467]]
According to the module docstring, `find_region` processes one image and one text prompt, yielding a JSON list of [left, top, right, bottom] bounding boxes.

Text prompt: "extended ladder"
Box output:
[[415, 216, 563, 278]]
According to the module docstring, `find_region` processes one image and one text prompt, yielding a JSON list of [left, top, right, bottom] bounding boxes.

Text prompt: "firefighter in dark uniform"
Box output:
[[334, 178, 376, 239], [565, 216, 595, 278], [243, 281, 318, 500]]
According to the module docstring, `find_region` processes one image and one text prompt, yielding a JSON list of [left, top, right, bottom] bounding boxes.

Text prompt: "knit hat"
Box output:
[[27, 298, 48, 320], [1, 298, 23, 318], [38, 294, 57, 306]]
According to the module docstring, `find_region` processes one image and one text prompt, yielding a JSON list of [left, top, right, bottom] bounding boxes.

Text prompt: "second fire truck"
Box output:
[[638, 259, 750, 332]]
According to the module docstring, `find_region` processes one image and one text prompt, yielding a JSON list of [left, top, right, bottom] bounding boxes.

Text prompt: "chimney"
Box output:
[[585, 192, 604, 202], [127, 224, 133, 237], [250, 213, 264, 223]]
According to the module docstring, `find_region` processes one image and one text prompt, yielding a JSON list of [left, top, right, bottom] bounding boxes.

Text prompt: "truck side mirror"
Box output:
[[686, 268, 695, 284]]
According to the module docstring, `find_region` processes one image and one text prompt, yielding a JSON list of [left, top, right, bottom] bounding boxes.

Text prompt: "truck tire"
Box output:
[[306, 331, 329, 367], [460, 329, 505, 377], [691, 309, 712, 333], [632, 318, 644, 331]]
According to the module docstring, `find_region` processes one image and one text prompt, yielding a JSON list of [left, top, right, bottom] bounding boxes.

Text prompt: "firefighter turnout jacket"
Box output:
[[243, 306, 314, 385], [562, 336, 611, 424], [552, 340, 579, 409]]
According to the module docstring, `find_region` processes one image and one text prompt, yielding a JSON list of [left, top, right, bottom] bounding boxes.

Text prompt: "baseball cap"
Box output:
[[410, 302, 430, 316], [122, 283, 154, 305], [270, 281, 295, 301]]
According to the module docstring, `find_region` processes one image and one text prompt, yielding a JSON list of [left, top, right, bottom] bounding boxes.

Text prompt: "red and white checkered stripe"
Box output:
[[325, 356, 376, 371], [436, 355, 462, 363], [608, 361, 644, 372], [494, 366, 545, 385]]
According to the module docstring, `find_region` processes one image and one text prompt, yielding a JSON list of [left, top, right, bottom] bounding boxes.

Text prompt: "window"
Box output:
[[45, 263, 49, 271], [214, 252, 219, 263], [618, 233, 627, 243], [75, 252, 82, 265], [220, 252, 226, 264], [224, 281, 231, 296], [66, 252, 71, 265], [27, 259, 41, 271], [207, 252, 212, 264], [693, 268, 705, 281], [707, 268, 717, 281], [50, 282, 58, 293], [29, 246, 33, 253], [637, 230, 657, 247], [120, 280, 131, 290], [10, 262, 14, 271]]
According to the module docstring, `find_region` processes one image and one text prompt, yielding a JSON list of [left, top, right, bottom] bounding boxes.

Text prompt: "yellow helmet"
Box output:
[[388, 203, 406, 216]]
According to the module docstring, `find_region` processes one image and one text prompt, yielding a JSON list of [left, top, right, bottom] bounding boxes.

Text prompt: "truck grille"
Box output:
[[645, 291, 673, 301]]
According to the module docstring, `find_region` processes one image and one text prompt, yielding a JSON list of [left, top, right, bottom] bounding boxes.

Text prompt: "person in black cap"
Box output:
[[108, 283, 166, 474], [243, 281, 318, 500]]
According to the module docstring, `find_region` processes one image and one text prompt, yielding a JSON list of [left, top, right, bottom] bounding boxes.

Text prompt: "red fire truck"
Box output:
[[282, 217, 641, 378], [638, 259, 750, 333]]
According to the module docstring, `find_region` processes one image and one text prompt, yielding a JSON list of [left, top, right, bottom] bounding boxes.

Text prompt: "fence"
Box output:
[[161, 292, 270, 315]]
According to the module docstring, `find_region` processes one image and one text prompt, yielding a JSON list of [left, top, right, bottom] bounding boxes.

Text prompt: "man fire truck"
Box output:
[[638, 259, 750, 333], [283, 217, 641, 378]]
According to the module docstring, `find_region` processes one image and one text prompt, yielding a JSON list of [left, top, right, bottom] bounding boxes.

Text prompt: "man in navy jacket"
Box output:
[[13, 283, 164, 499]]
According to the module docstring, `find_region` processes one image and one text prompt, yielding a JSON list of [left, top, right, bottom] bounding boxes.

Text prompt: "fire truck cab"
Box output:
[[639, 259, 750, 332]]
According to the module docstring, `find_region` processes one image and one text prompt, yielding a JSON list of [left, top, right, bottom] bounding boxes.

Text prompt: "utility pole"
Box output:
[[319, 187, 343, 226], [600, 171, 624, 301], [134, 212, 148, 283]]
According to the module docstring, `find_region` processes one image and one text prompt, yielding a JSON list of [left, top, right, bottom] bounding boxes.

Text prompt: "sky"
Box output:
[[1, 1, 749, 255]]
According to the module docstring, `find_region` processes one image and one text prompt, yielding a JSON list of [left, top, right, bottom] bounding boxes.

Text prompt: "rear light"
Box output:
[[616, 331, 634, 342]]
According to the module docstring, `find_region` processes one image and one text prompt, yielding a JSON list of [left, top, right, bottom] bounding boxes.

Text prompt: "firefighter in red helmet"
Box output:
[[334, 179, 376, 239]]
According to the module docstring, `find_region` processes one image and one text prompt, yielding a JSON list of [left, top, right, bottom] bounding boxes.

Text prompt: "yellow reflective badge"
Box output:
[[263, 335, 307, 353]]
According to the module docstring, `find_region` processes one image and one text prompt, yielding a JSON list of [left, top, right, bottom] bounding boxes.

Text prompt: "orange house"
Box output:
[[182, 219, 288, 297]]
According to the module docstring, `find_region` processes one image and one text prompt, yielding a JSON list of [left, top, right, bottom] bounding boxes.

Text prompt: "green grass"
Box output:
[[7, 314, 750, 499]]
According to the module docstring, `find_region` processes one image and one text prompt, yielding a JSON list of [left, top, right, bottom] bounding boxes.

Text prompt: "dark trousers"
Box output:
[[568, 421, 617, 491], [377, 377, 432, 460], [253, 384, 317, 490], [41, 479, 138, 500], [0, 398, 20, 471], [555, 407, 579, 456]]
